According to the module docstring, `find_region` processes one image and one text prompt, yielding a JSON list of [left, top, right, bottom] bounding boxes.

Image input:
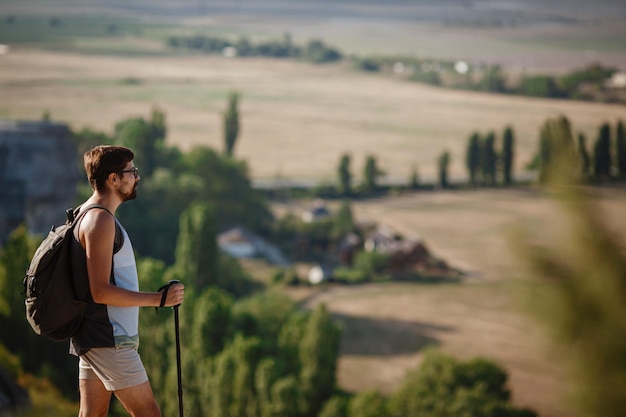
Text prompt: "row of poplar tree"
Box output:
[[538, 117, 626, 183], [330, 117, 626, 195], [439, 117, 626, 189]]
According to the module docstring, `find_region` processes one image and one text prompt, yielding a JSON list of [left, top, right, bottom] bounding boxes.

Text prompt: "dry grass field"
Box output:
[[1, 49, 625, 184]]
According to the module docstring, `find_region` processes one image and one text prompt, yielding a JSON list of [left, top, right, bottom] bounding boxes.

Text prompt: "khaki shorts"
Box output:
[[79, 347, 148, 391]]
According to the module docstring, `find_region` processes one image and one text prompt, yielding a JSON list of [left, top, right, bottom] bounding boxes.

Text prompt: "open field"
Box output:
[[1, 49, 625, 183], [284, 186, 626, 417], [2, 0, 626, 72]]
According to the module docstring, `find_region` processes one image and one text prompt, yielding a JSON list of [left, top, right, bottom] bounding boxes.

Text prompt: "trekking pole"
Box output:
[[174, 304, 183, 417], [169, 280, 184, 417]]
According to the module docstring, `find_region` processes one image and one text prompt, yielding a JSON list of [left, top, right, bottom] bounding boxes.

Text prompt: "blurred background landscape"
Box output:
[[1, 1, 625, 416]]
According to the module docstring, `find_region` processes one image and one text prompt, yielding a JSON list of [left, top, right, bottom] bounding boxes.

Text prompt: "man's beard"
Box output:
[[119, 185, 138, 201]]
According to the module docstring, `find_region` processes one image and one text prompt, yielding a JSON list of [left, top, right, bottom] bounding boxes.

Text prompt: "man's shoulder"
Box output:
[[81, 206, 116, 235]]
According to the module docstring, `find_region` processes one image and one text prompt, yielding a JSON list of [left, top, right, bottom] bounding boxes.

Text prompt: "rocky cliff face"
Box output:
[[0, 120, 80, 242]]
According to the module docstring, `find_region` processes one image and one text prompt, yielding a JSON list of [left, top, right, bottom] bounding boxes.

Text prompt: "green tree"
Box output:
[[616, 120, 626, 178], [183, 146, 273, 232], [277, 311, 309, 376], [538, 122, 551, 183], [592, 122, 612, 179], [174, 202, 218, 291], [349, 390, 389, 417], [269, 376, 301, 417], [536, 116, 577, 184], [332, 200, 355, 240], [232, 292, 297, 344], [255, 358, 281, 417], [482, 132, 497, 186], [299, 304, 342, 417], [211, 347, 237, 417], [515, 153, 626, 417], [438, 150, 451, 189], [465, 132, 481, 185], [305, 39, 342, 63], [229, 335, 263, 417], [476, 65, 507, 93], [190, 288, 233, 356], [319, 396, 348, 417], [224, 91, 240, 156], [115, 107, 166, 178], [502, 126, 515, 185], [389, 349, 535, 417], [520, 75, 563, 98], [337, 153, 352, 196], [576, 133, 591, 180], [409, 165, 420, 189], [362, 155, 384, 194]]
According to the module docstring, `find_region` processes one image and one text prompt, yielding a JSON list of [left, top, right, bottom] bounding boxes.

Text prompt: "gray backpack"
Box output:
[[23, 205, 122, 341]]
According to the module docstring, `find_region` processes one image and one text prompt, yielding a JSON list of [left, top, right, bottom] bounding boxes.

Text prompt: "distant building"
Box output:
[[301, 199, 331, 223], [218, 225, 290, 266], [606, 72, 626, 89], [218, 226, 259, 258], [0, 120, 79, 243], [364, 226, 432, 271]]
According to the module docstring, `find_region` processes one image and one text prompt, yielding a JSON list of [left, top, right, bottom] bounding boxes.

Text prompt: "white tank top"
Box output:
[[108, 221, 140, 348]]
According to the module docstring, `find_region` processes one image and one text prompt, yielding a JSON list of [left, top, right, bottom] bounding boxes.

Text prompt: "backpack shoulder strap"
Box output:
[[72, 205, 125, 254]]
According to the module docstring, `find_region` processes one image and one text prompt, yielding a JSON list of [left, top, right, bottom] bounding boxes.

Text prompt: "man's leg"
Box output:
[[114, 380, 162, 417], [79, 378, 112, 417]]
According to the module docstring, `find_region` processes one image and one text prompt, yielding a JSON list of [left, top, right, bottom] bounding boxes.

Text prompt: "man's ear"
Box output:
[[107, 172, 119, 184]]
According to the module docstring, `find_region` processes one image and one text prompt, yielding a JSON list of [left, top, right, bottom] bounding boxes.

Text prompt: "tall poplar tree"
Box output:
[[502, 126, 515, 185], [438, 150, 451, 189], [465, 132, 481, 185], [409, 165, 420, 189], [482, 132, 497, 186], [337, 153, 352, 196], [211, 348, 237, 417], [538, 122, 551, 184], [537, 116, 576, 184], [224, 91, 240, 156], [174, 202, 218, 291], [616, 120, 626, 178], [299, 304, 341, 417], [592, 123, 612, 179], [362, 155, 383, 194], [332, 200, 355, 240], [255, 358, 280, 417], [577, 133, 591, 180]]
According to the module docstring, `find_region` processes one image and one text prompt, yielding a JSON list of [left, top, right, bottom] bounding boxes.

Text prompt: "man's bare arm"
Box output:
[[81, 210, 184, 307]]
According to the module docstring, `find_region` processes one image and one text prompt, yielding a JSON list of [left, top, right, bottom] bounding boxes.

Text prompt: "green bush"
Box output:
[[353, 250, 392, 277], [332, 267, 369, 284]]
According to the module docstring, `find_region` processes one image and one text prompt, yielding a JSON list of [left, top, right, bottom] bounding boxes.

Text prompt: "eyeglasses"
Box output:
[[119, 167, 139, 179]]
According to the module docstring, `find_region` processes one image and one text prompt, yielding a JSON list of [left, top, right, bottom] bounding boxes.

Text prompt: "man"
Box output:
[[70, 145, 184, 417]]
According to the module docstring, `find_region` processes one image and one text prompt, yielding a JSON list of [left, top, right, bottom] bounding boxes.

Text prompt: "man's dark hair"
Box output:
[[84, 145, 135, 191]]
